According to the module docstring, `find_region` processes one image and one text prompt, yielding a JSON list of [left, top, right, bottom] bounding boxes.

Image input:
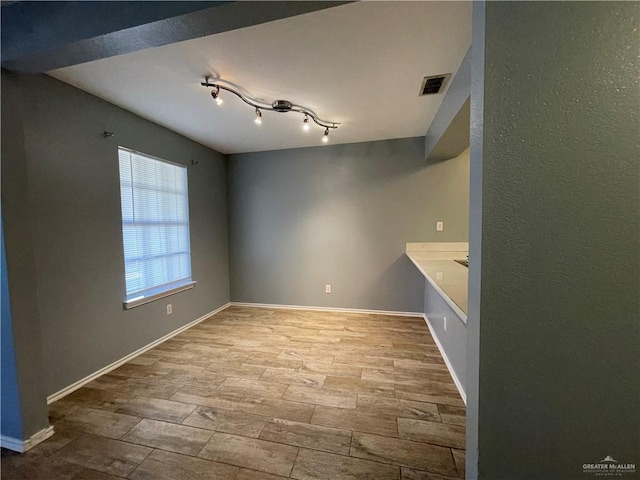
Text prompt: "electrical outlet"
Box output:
[[436, 271, 443, 280], [325, 284, 332, 294], [436, 221, 444, 231], [166, 304, 172, 315]]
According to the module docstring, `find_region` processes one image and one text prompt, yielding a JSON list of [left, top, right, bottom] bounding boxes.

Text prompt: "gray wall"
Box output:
[[228, 137, 470, 312], [1, 72, 50, 438], [3, 73, 230, 396], [424, 281, 467, 400], [468, 2, 639, 478], [1, 215, 25, 440]]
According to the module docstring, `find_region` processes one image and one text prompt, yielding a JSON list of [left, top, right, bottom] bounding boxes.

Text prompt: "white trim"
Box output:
[[422, 314, 467, 405], [47, 302, 231, 404], [0, 426, 55, 453], [124, 280, 196, 309], [230, 302, 423, 318], [406, 242, 469, 254]]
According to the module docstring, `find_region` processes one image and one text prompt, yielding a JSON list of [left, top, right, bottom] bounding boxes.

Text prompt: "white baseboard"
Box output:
[[422, 314, 467, 405], [230, 302, 423, 318], [47, 302, 231, 404], [0, 426, 55, 453]]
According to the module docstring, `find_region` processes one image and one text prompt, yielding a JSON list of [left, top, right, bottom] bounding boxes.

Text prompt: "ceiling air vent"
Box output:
[[419, 74, 451, 96]]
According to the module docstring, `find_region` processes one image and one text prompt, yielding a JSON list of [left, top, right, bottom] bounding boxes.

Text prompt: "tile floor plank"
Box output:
[[182, 406, 268, 438], [198, 432, 298, 477], [401, 467, 461, 480], [0, 453, 86, 480], [259, 418, 352, 454], [113, 378, 183, 400], [51, 434, 152, 477], [362, 368, 453, 386], [162, 369, 228, 389], [333, 354, 395, 369], [438, 404, 466, 426], [350, 431, 458, 476], [393, 359, 449, 372], [217, 377, 288, 399], [128, 449, 238, 480], [398, 418, 466, 449], [283, 385, 357, 409], [116, 396, 197, 424], [323, 376, 395, 396], [356, 394, 441, 422], [260, 368, 326, 388], [300, 361, 363, 379], [122, 418, 213, 455], [59, 407, 141, 439], [58, 387, 134, 412], [235, 469, 289, 480], [172, 386, 316, 423], [204, 363, 266, 380], [452, 448, 466, 477], [395, 385, 464, 408], [290, 449, 400, 480], [27, 426, 83, 457], [311, 405, 398, 437]]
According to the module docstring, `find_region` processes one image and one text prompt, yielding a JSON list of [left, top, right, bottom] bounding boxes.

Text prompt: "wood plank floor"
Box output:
[[1, 306, 466, 479]]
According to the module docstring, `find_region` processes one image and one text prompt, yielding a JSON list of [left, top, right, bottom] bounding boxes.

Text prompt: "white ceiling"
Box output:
[[49, 2, 471, 154]]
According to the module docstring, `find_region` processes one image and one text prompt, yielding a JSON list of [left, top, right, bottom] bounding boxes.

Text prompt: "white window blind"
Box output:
[[118, 147, 193, 305]]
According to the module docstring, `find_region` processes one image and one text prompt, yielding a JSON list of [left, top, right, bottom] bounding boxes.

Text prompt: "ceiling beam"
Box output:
[[427, 97, 470, 162], [1, 1, 350, 74], [424, 46, 471, 162]]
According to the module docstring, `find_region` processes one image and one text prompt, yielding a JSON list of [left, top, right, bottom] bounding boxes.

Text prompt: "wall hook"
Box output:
[[103, 131, 114, 138]]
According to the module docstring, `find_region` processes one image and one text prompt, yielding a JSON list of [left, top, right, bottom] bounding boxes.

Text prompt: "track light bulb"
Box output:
[[322, 128, 329, 143], [254, 108, 262, 125], [211, 88, 223, 105], [303, 116, 310, 131]]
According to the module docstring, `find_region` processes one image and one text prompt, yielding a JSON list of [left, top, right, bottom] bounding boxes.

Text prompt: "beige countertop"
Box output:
[[406, 243, 468, 322]]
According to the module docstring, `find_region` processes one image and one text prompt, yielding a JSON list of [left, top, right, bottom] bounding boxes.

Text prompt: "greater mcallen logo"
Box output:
[[583, 456, 636, 477]]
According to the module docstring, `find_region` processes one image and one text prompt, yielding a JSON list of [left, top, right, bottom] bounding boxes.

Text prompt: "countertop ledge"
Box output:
[[406, 243, 468, 323]]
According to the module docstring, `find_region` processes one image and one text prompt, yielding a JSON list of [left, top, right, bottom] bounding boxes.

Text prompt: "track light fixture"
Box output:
[[202, 77, 339, 142]]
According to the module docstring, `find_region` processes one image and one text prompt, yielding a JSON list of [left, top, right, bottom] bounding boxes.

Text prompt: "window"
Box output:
[[118, 147, 194, 308]]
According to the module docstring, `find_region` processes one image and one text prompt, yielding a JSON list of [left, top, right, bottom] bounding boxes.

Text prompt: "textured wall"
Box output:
[[1, 216, 25, 440], [469, 2, 640, 478], [0, 72, 50, 438], [228, 139, 470, 312], [7, 74, 230, 396], [464, 2, 486, 476]]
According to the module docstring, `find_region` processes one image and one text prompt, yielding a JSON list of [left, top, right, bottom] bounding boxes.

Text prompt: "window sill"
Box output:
[[124, 281, 196, 309]]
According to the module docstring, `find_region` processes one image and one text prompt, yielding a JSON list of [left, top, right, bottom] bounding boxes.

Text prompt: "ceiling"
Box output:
[[49, 2, 471, 154]]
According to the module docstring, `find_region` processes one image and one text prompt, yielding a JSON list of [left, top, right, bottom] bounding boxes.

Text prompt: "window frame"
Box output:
[[117, 146, 196, 309]]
